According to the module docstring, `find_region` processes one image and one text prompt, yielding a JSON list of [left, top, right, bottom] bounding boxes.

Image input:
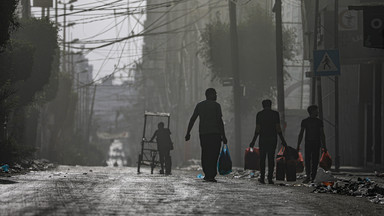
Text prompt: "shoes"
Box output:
[[268, 179, 274, 184], [203, 177, 217, 183], [165, 172, 172, 175], [302, 178, 310, 184], [258, 178, 265, 184], [159, 170, 164, 174]]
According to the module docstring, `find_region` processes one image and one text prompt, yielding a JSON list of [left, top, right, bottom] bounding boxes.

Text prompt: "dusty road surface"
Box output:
[[0, 166, 383, 215]]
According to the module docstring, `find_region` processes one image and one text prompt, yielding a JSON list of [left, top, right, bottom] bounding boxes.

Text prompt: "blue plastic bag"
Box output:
[[218, 144, 232, 175], [1, 164, 9, 172]]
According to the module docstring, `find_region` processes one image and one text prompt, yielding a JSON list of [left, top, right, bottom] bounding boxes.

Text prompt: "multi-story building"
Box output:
[[302, 0, 384, 169]]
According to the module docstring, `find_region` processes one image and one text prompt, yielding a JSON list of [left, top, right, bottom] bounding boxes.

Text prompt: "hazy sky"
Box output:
[[31, 0, 146, 85]]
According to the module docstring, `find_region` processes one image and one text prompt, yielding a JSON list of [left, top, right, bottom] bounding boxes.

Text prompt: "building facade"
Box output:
[[302, 0, 384, 169]]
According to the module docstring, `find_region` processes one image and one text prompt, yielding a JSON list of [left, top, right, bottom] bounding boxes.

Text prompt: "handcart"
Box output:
[[137, 111, 171, 174]]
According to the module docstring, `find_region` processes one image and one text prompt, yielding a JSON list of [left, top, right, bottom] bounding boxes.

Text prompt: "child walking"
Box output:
[[150, 122, 173, 175]]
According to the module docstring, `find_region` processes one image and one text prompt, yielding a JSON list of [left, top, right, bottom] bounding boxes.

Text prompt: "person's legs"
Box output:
[[304, 144, 312, 182], [200, 134, 221, 180], [159, 150, 165, 174], [206, 134, 222, 180], [259, 146, 267, 181], [199, 135, 209, 178], [267, 146, 276, 182], [164, 150, 172, 174], [311, 146, 321, 180]]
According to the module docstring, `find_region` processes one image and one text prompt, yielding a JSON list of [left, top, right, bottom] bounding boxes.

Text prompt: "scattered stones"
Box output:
[[229, 169, 259, 179], [312, 177, 384, 204]]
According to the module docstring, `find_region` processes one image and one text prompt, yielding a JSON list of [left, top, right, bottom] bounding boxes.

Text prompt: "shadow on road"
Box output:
[[0, 179, 18, 184]]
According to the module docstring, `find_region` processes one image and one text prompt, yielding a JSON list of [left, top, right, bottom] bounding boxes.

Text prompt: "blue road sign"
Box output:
[[313, 50, 340, 76]]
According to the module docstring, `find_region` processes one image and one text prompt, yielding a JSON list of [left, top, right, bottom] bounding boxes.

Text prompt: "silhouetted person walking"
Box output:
[[250, 99, 287, 184], [297, 105, 327, 183], [185, 88, 227, 182], [150, 122, 173, 175]]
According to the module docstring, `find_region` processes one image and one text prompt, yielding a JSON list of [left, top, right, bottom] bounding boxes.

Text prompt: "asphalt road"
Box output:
[[0, 166, 383, 215]]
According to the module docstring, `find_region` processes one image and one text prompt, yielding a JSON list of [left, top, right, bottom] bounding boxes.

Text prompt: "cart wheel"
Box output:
[[137, 154, 142, 174]]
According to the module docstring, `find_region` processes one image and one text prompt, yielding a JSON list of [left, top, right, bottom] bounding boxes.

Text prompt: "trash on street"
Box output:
[[312, 177, 384, 204]]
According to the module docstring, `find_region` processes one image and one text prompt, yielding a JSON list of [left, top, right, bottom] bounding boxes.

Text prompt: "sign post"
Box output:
[[313, 50, 341, 76], [33, 0, 53, 8], [33, 0, 53, 18]]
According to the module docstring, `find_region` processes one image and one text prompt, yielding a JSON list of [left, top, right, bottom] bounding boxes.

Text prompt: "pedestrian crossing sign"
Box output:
[[313, 50, 340, 76]]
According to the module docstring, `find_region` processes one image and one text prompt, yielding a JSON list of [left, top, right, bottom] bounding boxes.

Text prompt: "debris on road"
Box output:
[[0, 164, 9, 173], [0, 159, 55, 176], [229, 169, 259, 179], [375, 171, 384, 178], [197, 173, 204, 179], [312, 177, 384, 204], [314, 167, 337, 183]]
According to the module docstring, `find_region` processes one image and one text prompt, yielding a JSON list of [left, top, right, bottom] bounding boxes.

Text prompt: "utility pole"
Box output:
[[311, 0, 324, 120], [334, 0, 340, 171], [21, 0, 31, 18], [62, 4, 67, 73], [300, 0, 307, 110], [42, 7, 45, 18], [316, 0, 323, 120], [55, 0, 58, 25], [311, 0, 320, 105], [87, 85, 97, 145], [273, 0, 286, 133], [228, 0, 242, 166]]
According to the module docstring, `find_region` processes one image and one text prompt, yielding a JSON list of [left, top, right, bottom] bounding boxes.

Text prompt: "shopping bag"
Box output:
[[218, 144, 232, 175], [296, 152, 304, 173], [276, 147, 285, 181], [244, 147, 260, 171], [283, 146, 299, 160], [286, 159, 297, 181], [319, 150, 332, 171]]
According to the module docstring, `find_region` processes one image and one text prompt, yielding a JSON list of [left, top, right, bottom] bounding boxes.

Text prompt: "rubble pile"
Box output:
[[313, 177, 384, 204], [0, 159, 55, 175]]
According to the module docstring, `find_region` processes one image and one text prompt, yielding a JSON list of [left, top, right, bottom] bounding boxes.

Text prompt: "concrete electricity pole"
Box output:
[[228, 0, 242, 166], [273, 0, 286, 134], [334, 0, 340, 172], [21, 0, 31, 18], [311, 0, 320, 105]]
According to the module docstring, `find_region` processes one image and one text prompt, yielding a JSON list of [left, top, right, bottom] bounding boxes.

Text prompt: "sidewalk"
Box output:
[[331, 166, 384, 185]]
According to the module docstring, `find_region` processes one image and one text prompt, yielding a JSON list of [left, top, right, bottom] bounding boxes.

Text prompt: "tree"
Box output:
[[0, 17, 60, 163], [199, 5, 296, 114], [12, 18, 59, 107], [0, 0, 19, 51]]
